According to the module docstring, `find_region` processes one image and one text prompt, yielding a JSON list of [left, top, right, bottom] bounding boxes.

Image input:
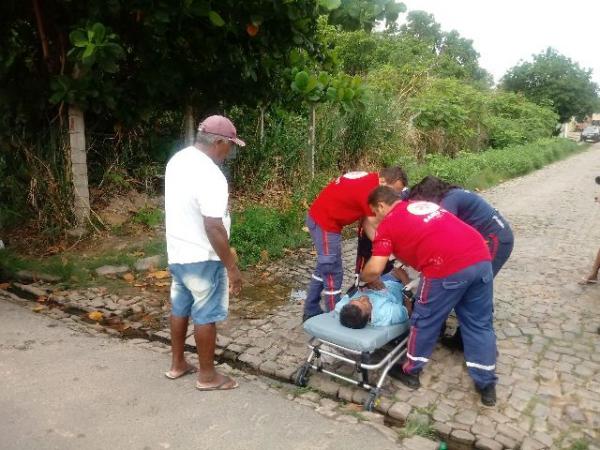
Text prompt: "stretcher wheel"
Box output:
[[294, 363, 310, 387], [363, 390, 379, 411]]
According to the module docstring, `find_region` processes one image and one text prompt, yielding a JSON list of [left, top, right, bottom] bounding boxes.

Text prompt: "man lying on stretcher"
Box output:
[[336, 269, 411, 329]]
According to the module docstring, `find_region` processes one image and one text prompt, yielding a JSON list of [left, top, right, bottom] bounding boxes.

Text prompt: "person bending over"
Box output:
[[360, 186, 497, 406], [409, 175, 514, 350], [337, 279, 409, 329], [303, 167, 408, 322]]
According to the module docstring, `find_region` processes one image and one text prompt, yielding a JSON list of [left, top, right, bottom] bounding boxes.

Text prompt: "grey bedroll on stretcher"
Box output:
[[296, 278, 419, 411]]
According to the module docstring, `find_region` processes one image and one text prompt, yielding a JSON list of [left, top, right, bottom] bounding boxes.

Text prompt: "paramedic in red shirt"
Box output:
[[360, 186, 498, 406], [303, 167, 407, 323]]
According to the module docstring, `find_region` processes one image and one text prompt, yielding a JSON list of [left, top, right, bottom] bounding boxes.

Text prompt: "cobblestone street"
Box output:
[[3, 146, 600, 449]]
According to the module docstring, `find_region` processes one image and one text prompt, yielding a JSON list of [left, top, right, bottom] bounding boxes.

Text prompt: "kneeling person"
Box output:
[[337, 279, 409, 329]]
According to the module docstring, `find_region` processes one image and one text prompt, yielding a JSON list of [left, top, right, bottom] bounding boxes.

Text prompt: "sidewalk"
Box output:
[[0, 298, 403, 450]]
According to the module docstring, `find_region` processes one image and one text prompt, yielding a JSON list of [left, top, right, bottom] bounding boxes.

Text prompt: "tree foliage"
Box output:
[[501, 48, 600, 122]]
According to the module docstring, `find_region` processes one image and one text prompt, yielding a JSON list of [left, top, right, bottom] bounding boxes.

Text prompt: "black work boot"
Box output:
[[441, 326, 464, 352], [389, 366, 421, 389], [476, 384, 496, 407]]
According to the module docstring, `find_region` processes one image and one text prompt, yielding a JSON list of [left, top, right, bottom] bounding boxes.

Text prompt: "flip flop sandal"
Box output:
[[196, 377, 238, 391], [164, 366, 197, 380]]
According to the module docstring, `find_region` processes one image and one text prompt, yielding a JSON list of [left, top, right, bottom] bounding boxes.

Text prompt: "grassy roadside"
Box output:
[[0, 138, 587, 283], [232, 137, 585, 267], [0, 237, 166, 288]]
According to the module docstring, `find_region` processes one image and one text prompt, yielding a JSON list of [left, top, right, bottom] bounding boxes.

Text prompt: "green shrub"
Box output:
[[132, 207, 164, 228], [404, 138, 580, 190], [230, 205, 309, 268]]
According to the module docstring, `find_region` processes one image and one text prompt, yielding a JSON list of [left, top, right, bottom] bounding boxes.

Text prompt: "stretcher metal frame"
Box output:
[[295, 332, 409, 411]]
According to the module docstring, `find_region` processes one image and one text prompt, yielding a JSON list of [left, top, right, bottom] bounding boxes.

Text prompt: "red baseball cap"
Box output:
[[198, 115, 246, 147]]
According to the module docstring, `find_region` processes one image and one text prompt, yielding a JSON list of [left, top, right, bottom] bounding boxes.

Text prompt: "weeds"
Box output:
[[132, 207, 164, 228], [570, 439, 589, 450], [397, 416, 436, 439]]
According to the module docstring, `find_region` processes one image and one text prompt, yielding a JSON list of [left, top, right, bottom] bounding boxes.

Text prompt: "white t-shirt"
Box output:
[[165, 146, 230, 264]]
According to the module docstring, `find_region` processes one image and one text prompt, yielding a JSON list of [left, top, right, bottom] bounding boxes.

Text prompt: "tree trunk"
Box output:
[[184, 105, 195, 146], [68, 104, 90, 224], [259, 106, 265, 145], [308, 104, 316, 179]]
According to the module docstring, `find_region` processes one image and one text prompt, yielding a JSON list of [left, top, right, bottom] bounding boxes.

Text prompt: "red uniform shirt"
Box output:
[[309, 172, 379, 233], [372, 201, 491, 278]]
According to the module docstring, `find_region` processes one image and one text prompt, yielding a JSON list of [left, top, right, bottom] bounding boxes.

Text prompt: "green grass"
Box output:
[[230, 205, 309, 268], [406, 138, 584, 190], [132, 206, 164, 228], [0, 237, 166, 288], [570, 440, 589, 450], [397, 416, 436, 439], [0, 138, 586, 285]]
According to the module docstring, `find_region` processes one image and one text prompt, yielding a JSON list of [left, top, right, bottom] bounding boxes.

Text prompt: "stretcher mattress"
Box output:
[[303, 311, 410, 353]]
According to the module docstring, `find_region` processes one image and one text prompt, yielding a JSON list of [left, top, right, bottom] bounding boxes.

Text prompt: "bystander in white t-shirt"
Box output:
[[165, 146, 230, 264]]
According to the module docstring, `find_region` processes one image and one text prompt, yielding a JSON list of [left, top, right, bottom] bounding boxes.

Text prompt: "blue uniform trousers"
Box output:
[[402, 261, 497, 389], [483, 213, 514, 277], [304, 215, 344, 316]]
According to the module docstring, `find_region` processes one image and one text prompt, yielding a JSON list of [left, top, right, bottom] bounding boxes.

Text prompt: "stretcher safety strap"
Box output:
[[466, 361, 496, 371], [407, 353, 429, 363]]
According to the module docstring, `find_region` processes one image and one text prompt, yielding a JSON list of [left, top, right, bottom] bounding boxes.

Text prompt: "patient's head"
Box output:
[[340, 295, 372, 329]]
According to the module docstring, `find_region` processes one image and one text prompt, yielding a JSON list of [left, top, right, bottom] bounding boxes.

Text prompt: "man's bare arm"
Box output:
[[361, 216, 380, 241], [359, 255, 389, 283], [392, 267, 410, 284], [204, 216, 242, 295]]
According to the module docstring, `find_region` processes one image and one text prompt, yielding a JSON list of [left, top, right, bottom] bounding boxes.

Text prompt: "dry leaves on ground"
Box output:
[[122, 273, 135, 282], [88, 311, 104, 321], [148, 270, 170, 279]]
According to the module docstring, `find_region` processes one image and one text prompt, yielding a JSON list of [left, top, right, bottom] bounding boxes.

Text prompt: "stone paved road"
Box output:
[[237, 144, 600, 449], [4, 144, 600, 449]]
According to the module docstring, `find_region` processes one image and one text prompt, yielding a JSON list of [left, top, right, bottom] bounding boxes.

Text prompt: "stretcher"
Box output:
[[295, 279, 419, 411]]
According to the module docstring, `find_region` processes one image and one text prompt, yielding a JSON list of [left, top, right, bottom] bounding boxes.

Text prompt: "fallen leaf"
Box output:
[[154, 281, 170, 287], [122, 272, 135, 282], [134, 283, 148, 288], [36, 295, 48, 303], [0, 282, 10, 290], [88, 311, 104, 321], [131, 251, 145, 257], [32, 305, 46, 312], [149, 270, 170, 279]]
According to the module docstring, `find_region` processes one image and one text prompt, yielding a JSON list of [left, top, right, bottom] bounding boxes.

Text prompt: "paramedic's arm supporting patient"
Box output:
[[360, 255, 389, 284], [391, 267, 410, 284], [361, 216, 380, 241]]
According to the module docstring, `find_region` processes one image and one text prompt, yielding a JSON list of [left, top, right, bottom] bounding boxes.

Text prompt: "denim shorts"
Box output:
[[169, 261, 229, 325]]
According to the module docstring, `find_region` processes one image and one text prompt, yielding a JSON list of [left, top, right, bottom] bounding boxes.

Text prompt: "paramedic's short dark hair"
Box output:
[[368, 186, 401, 207], [340, 303, 369, 329], [379, 166, 408, 186]]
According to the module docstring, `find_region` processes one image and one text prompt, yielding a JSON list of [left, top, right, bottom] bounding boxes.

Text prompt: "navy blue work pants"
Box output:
[[402, 261, 497, 389], [304, 215, 343, 316]]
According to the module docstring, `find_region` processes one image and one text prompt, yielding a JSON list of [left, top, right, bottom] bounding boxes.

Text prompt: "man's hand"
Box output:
[[204, 216, 242, 296], [228, 265, 242, 296]]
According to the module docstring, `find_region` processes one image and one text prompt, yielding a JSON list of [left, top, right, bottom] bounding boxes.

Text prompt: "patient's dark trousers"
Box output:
[[402, 261, 498, 389], [304, 215, 343, 316]]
